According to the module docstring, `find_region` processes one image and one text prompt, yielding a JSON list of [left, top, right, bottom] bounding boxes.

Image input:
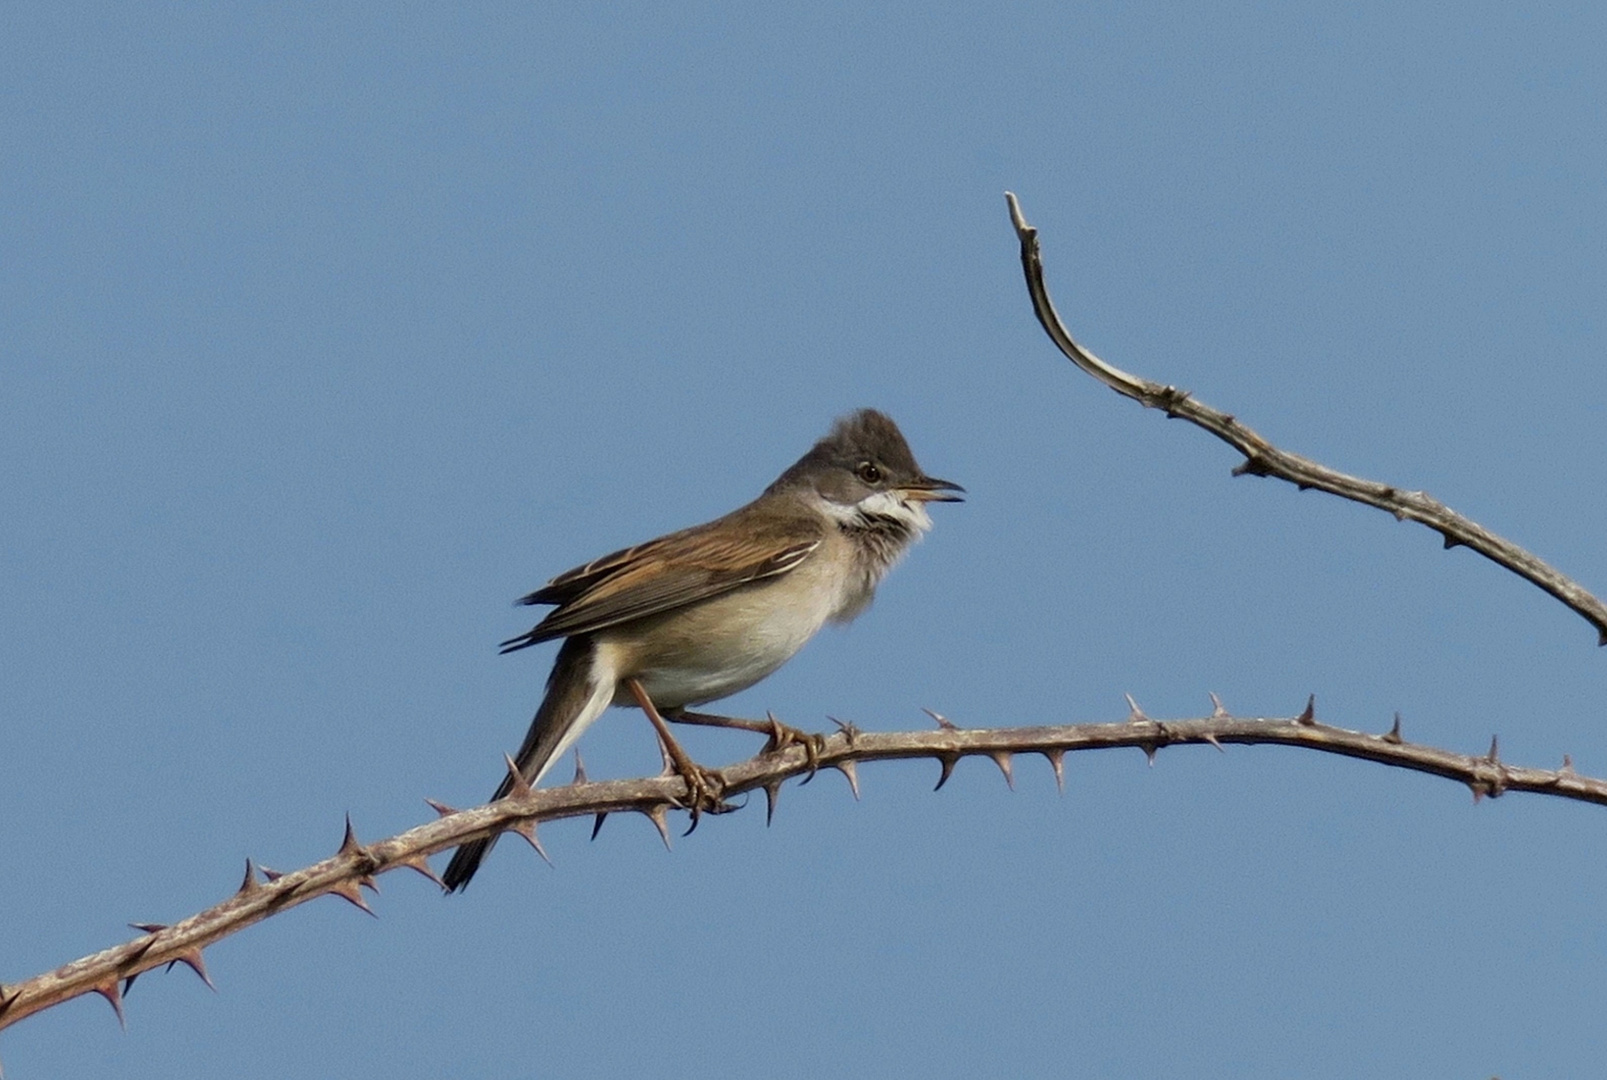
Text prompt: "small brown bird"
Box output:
[[443, 409, 961, 890]]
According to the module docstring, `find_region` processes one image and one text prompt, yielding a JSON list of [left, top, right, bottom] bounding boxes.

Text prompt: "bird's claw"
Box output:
[[671, 760, 735, 833], [763, 712, 826, 778]]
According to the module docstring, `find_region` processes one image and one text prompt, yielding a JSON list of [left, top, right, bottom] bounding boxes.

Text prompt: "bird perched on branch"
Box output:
[[443, 408, 961, 890]]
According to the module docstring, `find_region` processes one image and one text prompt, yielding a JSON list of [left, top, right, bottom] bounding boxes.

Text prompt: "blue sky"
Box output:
[[3, 4, 1606, 1076]]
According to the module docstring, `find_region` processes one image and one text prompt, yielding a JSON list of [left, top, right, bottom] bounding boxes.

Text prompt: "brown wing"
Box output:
[[498, 504, 823, 653]]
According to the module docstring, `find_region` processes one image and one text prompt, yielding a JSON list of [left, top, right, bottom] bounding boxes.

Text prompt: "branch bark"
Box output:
[[1, 702, 1599, 1034], [1003, 192, 1607, 646]]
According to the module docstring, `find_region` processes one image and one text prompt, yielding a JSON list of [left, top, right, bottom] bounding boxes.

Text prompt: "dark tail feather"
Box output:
[[443, 637, 601, 892]]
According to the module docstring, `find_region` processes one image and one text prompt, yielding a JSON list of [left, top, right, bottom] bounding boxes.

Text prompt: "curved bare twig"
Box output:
[[1, 702, 1598, 1035], [1003, 192, 1607, 646]]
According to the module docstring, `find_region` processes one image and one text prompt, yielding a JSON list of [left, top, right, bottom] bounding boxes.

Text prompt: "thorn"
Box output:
[[1208, 692, 1228, 719], [1141, 743, 1157, 766], [590, 812, 608, 840], [237, 859, 261, 895], [830, 717, 861, 745], [764, 782, 782, 826], [1043, 749, 1065, 792], [934, 753, 958, 791], [571, 751, 589, 786], [645, 805, 673, 850], [424, 798, 459, 818], [989, 750, 1015, 790], [501, 754, 533, 800], [326, 877, 377, 917], [1124, 694, 1148, 723], [338, 815, 369, 861], [508, 820, 553, 866], [1469, 781, 1488, 804], [172, 948, 216, 992], [1486, 735, 1501, 763], [1442, 532, 1463, 550], [1383, 713, 1403, 744], [923, 707, 958, 731], [1202, 732, 1225, 753], [1561, 754, 1576, 775], [395, 852, 448, 886], [261, 866, 284, 882], [1598, 627, 1607, 648], [834, 759, 860, 800], [129, 922, 166, 935], [1296, 694, 1316, 726], [94, 979, 127, 1029]]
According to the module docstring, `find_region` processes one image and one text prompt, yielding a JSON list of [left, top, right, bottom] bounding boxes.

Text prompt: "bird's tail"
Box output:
[[443, 637, 612, 891]]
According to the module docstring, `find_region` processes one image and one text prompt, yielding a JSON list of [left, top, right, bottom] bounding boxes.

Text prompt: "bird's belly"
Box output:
[[604, 577, 838, 709]]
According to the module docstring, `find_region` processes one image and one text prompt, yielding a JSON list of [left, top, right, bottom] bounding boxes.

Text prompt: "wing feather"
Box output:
[[499, 504, 823, 653]]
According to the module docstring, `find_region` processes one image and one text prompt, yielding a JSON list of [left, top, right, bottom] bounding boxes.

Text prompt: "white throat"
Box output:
[[818, 490, 934, 534]]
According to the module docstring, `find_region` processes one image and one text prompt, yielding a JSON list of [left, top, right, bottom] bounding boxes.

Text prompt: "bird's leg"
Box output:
[[625, 679, 733, 829], [668, 708, 825, 775]]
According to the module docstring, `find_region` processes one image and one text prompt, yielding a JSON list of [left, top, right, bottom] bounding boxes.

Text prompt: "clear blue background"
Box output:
[[4, 4, 1606, 1076]]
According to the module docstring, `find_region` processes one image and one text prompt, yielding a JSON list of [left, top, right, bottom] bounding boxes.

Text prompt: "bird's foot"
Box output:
[[665, 755, 735, 833], [762, 712, 826, 777]]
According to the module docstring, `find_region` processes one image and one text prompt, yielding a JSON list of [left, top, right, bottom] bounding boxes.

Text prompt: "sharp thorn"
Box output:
[[338, 814, 370, 862], [764, 781, 781, 826], [1203, 732, 1225, 753], [923, 707, 958, 731], [1486, 735, 1500, 763], [396, 852, 448, 887], [173, 948, 216, 992], [1142, 743, 1157, 766], [571, 751, 589, 786], [1208, 692, 1228, 719], [1384, 713, 1403, 744], [590, 812, 608, 840], [508, 820, 553, 866], [1562, 754, 1576, 775], [646, 804, 673, 850], [1469, 781, 1487, 804], [94, 979, 127, 1029], [122, 972, 139, 996], [835, 759, 860, 800], [260, 866, 284, 882], [829, 716, 861, 745], [989, 750, 1015, 790], [129, 922, 166, 935], [424, 798, 459, 818], [1598, 627, 1607, 647], [1044, 749, 1065, 793], [934, 753, 958, 791], [1296, 694, 1316, 726], [1124, 694, 1148, 723], [327, 878, 377, 917], [126, 934, 158, 965], [502, 754, 534, 800], [237, 859, 261, 895], [1443, 532, 1463, 550]]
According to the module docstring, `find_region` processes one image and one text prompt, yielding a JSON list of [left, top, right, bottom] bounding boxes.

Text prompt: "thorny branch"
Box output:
[[2, 700, 1603, 1035], [1003, 192, 1607, 647]]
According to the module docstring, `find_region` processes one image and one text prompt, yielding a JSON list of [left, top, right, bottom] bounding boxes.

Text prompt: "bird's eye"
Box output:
[[856, 461, 882, 484]]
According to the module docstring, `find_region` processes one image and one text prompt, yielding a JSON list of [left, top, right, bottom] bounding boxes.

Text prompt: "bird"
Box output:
[[442, 408, 961, 890]]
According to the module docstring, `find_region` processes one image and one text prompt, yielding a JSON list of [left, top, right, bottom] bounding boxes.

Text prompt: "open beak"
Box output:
[[902, 476, 965, 503]]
